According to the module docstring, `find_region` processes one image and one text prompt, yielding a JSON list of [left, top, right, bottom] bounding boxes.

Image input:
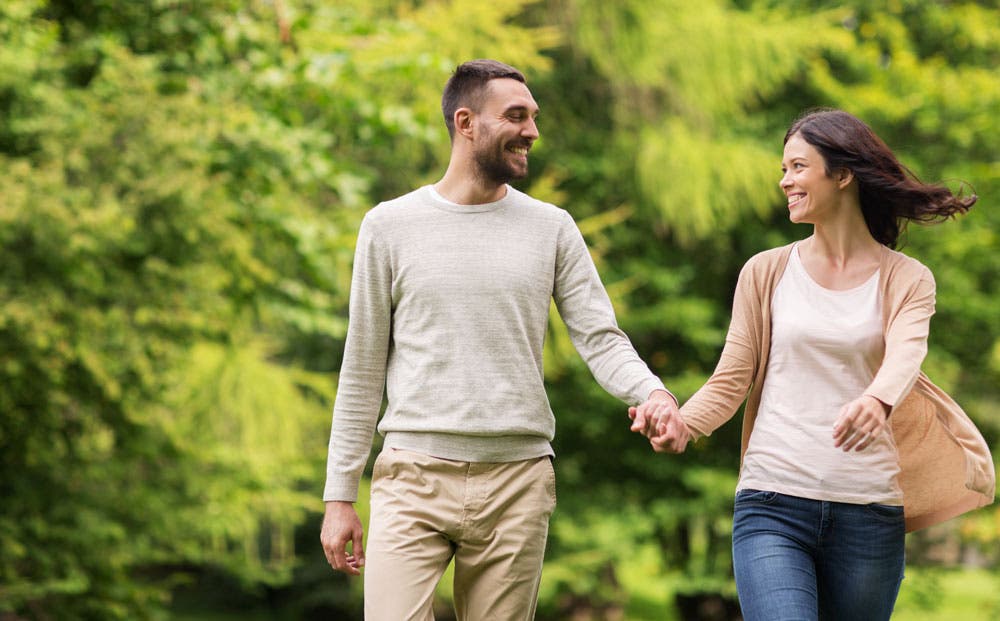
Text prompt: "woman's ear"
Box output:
[[836, 167, 855, 189]]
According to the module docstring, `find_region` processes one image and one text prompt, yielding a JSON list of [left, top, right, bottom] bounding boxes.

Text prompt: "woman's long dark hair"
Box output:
[[785, 109, 976, 248]]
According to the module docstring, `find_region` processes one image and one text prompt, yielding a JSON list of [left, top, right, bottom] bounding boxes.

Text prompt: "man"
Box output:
[[320, 59, 677, 620]]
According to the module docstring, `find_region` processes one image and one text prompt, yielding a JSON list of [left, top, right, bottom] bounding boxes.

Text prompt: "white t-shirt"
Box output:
[[738, 244, 903, 505]]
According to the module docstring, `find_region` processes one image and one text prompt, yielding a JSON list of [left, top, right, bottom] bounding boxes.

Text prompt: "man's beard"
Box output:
[[472, 137, 528, 186]]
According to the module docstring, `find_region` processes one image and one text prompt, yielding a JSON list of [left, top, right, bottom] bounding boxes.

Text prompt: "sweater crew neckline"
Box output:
[[425, 184, 514, 213]]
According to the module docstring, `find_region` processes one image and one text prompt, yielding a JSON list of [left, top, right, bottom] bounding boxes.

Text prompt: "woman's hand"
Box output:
[[833, 395, 891, 452], [628, 389, 677, 437], [647, 410, 692, 453], [628, 391, 692, 453]]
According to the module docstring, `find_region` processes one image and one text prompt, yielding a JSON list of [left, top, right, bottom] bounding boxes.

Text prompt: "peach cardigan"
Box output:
[[681, 243, 995, 532]]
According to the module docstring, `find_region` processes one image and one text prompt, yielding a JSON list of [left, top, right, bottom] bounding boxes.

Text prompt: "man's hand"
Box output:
[[628, 389, 691, 453], [629, 389, 677, 436], [647, 408, 692, 453], [320, 501, 365, 575]]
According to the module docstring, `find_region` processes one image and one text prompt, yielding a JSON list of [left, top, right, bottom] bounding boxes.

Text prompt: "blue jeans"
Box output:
[[732, 489, 905, 621]]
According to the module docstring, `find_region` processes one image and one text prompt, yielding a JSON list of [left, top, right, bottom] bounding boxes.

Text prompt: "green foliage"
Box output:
[[1, 0, 997, 619], [530, 0, 999, 617], [893, 567, 1000, 620], [0, 0, 349, 617]]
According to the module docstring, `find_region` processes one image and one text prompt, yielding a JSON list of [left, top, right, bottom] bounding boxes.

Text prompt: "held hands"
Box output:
[[629, 389, 692, 454], [833, 395, 891, 452], [320, 501, 365, 575]]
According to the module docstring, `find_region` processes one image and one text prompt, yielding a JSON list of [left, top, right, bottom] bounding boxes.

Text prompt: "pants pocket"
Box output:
[[734, 488, 779, 505]]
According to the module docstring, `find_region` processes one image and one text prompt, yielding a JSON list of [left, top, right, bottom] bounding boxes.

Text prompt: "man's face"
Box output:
[[470, 78, 540, 185]]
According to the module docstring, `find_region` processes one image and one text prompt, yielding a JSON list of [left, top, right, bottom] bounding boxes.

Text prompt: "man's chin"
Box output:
[[507, 162, 529, 181], [476, 167, 526, 186]]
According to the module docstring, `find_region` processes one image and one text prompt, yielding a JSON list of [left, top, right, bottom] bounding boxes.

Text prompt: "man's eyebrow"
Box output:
[[504, 104, 539, 116]]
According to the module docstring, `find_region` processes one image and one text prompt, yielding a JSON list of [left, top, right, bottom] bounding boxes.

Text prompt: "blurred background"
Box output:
[[1, 0, 997, 619]]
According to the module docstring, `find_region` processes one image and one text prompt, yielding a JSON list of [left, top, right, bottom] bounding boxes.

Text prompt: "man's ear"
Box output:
[[454, 108, 474, 139]]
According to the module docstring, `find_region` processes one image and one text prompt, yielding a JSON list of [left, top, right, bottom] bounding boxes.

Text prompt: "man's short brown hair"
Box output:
[[441, 59, 526, 140]]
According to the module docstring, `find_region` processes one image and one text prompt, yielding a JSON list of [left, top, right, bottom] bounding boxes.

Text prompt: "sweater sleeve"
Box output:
[[680, 258, 762, 438], [323, 214, 392, 502], [865, 266, 935, 408], [552, 213, 666, 405]]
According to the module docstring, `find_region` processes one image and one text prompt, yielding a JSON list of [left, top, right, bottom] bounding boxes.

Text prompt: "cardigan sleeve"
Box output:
[[865, 266, 935, 409], [680, 258, 762, 438]]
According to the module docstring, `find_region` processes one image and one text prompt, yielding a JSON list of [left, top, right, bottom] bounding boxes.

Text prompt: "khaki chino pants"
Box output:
[[364, 448, 557, 620]]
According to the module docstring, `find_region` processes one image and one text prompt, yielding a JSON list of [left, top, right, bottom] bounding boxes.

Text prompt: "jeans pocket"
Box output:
[[734, 488, 779, 505], [864, 502, 904, 523]]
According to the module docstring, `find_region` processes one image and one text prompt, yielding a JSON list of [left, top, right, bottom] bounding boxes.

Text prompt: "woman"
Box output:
[[635, 109, 995, 620]]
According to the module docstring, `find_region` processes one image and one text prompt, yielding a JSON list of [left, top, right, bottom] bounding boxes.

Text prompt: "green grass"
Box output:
[[168, 566, 999, 620], [893, 567, 1000, 620], [171, 611, 276, 621]]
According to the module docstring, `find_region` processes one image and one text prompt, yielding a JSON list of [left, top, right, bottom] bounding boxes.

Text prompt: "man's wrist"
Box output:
[[325, 500, 355, 511], [648, 388, 678, 407]]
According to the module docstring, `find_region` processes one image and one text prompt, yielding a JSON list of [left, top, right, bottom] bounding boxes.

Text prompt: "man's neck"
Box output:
[[435, 164, 508, 205]]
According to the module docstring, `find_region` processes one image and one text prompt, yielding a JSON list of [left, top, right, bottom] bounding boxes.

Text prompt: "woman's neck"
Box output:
[[804, 193, 881, 266], [805, 224, 882, 266]]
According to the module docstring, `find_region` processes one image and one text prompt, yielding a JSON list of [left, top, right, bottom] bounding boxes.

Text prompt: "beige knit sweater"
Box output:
[[324, 185, 666, 502], [681, 242, 995, 532]]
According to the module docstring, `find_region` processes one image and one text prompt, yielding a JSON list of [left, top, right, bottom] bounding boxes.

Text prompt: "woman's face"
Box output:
[[780, 132, 843, 225]]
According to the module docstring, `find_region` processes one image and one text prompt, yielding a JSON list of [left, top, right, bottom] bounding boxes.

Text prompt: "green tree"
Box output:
[[0, 1, 342, 617], [2, 1, 996, 619], [525, 0, 999, 617], [1, 0, 561, 618]]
